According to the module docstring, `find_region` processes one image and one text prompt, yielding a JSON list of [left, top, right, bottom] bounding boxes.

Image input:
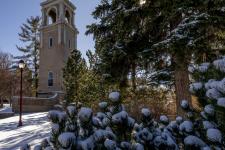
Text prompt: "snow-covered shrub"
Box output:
[[104, 139, 117, 149], [78, 107, 94, 138], [206, 128, 222, 144], [58, 132, 76, 149], [202, 121, 216, 130], [31, 92, 224, 150], [140, 108, 154, 127], [159, 115, 169, 125], [179, 121, 193, 134], [206, 88, 222, 100], [189, 57, 225, 134], [184, 135, 207, 149], [213, 58, 225, 72], [189, 82, 203, 94], [217, 98, 225, 108], [67, 106, 77, 117], [109, 91, 120, 103], [176, 116, 183, 124], [181, 100, 189, 110], [204, 104, 215, 117]]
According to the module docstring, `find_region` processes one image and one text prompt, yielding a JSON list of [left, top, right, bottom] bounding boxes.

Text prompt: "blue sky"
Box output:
[[0, 0, 98, 58]]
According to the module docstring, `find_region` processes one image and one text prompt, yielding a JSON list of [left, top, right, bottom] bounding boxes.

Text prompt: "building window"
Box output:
[[65, 10, 71, 24], [48, 72, 53, 87], [68, 40, 71, 48], [49, 37, 53, 48], [47, 8, 57, 25]]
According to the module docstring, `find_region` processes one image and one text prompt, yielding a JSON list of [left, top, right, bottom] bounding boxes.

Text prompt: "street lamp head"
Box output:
[[18, 60, 25, 69]]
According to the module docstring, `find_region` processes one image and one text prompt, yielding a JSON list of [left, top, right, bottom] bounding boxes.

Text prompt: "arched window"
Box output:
[[47, 8, 57, 25], [65, 10, 71, 24], [48, 72, 53, 87], [49, 37, 53, 48]]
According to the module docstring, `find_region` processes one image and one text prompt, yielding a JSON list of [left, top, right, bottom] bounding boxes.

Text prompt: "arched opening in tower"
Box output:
[[65, 10, 71, 24], [48, 8, 57, 25]]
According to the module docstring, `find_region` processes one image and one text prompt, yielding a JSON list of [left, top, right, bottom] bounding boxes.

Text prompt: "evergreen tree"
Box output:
[[141, 0, 225, 115], [63, 49, 86, 105], [87, 0, 225, 115], [16, 16, 40, 97], [86, 0, 155, 92]]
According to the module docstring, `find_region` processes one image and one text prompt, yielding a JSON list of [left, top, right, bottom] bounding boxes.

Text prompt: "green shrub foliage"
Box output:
[[31, 91, 224, 150]]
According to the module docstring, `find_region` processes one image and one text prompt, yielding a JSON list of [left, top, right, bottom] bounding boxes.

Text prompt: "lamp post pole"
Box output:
[[18, 60, 25, 127], [18, 68, 23, 126]]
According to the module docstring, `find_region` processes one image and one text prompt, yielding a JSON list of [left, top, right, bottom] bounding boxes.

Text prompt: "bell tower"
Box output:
[[39, 0, 78, 93]]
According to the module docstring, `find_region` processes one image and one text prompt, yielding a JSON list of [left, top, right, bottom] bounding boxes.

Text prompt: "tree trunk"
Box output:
[[174, 57, 192, 116], [131, 62, 136, 92]]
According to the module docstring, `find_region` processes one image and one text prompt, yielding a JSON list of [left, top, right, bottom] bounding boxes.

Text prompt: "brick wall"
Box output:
[[12, 92, 64, 113]]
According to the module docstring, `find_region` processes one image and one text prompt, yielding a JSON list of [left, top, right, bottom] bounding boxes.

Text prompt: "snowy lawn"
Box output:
[[0, 104, 12, 113], [0, 112, 50, 150]]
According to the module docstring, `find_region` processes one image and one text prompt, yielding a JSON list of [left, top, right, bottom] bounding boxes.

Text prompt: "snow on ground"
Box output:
[[0, 112, 50, 150], [0, 104, 12, 113]]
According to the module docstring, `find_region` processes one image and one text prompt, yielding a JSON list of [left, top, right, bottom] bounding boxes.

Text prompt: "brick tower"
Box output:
[[38, 0, 78, 93]]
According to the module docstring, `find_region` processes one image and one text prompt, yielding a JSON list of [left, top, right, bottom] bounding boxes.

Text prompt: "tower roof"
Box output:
[[41, 0, 76, 10]]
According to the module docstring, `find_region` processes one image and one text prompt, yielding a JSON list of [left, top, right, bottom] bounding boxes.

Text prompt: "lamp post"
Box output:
[[18, 60, 25, 127]]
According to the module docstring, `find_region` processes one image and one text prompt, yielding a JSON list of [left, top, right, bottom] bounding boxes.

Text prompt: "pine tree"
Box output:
[[63, 49, 86, 105], [142, 0, 225, 115], [16, 16, 40, 97], [87, 0, 225, 116], [86, 0, 154, 92]]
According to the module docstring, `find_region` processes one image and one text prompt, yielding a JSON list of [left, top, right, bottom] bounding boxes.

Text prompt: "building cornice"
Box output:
[[41, 0, 76, 10], [40, 22, 79, 34]]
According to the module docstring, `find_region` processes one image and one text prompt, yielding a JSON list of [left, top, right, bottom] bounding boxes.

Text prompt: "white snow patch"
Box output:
[[217, 98, 225, 108], [98, 102, 108, 109], [141, 108, 151, 117], [0, 104, 12, 113], [79, 136, 95, 150], [179, 121, 193, 133], [132, 143, 144, 150], [206, 129, 222, 143], [58, 132, 76, 148], [204, 104, 215, 117], [112, 111, 128, 124], [184, 135, 207, 147], [104, 139, 117, 149], [109, 92, 120, 102], [176, 116, 183, 124], [213, 58, 225, 72], [189, 82, 203, 94], [221, 7, 225, 12], [51, 123, 59, 134], [188, 65, 195, 73], [67, 106, 76, 116], [78, 107, 93, 122], [160, 115, 169, 124], [206, 88, 221, 100], [198, 63, 210, 73], [180, 100, 189, 109], [202, 121, 216, 130], [0, 112, 50, 150], [205, 79, 219, 90], [217, 78, 225, 94]]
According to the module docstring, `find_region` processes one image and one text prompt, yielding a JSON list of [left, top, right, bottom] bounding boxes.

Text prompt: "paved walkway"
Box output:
[[0, 112, 50, 150]]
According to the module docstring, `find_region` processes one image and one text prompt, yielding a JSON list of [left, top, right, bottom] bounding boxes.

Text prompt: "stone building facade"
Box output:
[[38, 0, 78, 93]]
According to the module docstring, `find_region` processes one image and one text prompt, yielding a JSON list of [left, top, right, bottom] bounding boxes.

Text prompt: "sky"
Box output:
[[0, 0, 98, 58]]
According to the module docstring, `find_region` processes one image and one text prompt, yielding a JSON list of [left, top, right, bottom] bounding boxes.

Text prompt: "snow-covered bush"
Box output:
[[189, 57, 225, 130], [29, 91, 224, 150]]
